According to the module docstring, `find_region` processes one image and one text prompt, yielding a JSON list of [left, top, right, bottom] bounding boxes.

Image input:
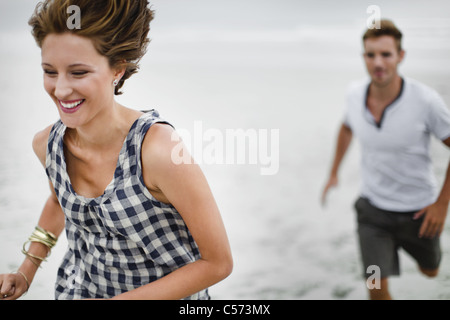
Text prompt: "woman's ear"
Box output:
[[113, 60, 127, 80]]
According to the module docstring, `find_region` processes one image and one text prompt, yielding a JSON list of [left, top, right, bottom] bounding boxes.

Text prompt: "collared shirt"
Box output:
[[344, 77, 450, 212]]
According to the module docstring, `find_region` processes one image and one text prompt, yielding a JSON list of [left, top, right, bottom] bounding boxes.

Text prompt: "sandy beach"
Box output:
[[1, 0, 450, 300]]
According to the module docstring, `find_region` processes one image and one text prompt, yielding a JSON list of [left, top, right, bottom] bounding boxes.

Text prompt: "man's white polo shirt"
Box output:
[[344, 77, 450, 212]]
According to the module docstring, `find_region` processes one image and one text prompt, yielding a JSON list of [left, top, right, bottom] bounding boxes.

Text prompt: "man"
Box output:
[[322, 19, 450, 300]]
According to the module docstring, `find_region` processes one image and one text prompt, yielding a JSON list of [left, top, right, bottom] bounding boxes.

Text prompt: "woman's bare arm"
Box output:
[[0, 126, 66, 300], [112, 124, 233, 300]]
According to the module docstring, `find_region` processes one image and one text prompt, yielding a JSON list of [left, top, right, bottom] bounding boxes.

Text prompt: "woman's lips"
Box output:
[[59, 99, 85, 114]]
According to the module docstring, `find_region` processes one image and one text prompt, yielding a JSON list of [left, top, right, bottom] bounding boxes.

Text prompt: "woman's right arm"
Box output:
[[0, 126, 66, 300]]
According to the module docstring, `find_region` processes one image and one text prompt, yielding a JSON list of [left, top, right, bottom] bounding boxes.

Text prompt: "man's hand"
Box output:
[[414, 201, 449, 238], [321, 175, 338, 206]]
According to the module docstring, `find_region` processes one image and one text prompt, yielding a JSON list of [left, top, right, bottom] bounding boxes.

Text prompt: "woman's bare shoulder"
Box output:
[[32, 124, 54, 167], [141, 123, 178, 173]]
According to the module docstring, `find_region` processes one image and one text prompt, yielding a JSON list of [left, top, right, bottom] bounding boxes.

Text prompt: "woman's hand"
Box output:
[[0, 272, 29, 300]]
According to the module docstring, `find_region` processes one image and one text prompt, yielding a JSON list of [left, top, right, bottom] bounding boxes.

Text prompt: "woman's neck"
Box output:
[[66, 102, 132, 151]]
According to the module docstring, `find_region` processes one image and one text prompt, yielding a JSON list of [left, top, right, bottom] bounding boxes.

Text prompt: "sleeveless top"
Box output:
[[45, 110, 209, 300]]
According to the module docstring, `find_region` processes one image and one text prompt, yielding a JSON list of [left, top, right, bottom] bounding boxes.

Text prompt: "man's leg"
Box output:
[[396, 214, 441, 280], [355, 198, 399, 300], [419, 266, 439, 278], [368, 278, 392, 300]]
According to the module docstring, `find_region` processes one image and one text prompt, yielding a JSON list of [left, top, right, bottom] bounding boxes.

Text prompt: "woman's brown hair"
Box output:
[[29, 0, 154, 95]]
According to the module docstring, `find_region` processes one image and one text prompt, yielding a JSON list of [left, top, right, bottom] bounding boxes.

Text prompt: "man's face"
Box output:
[[363, 35, 405, 88]]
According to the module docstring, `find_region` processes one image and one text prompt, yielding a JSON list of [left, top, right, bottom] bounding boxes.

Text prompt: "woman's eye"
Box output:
[[44, 70, 57, 76], [72, 71, 88, 76]]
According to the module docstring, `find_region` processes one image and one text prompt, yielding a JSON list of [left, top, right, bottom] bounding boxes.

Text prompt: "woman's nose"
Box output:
[[54, 75, 73, 99]]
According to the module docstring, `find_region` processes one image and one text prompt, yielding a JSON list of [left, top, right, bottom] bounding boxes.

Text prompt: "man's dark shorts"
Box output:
[[354, 197, 441, 279]]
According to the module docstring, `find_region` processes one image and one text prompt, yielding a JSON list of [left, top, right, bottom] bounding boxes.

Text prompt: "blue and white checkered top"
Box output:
[[46, 110, 209, 300]]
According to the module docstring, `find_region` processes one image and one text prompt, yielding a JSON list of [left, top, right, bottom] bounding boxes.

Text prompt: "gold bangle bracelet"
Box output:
[[15, 271, 30, 293], [21, 226, 58, 268], [35, 226, 58, 242], [22, 241, 48, 261], [25, 255, 41, 268], [29, 226, 58, 249]]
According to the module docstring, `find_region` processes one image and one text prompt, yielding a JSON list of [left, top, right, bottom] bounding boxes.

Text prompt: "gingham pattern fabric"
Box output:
[[46, 110, 209, 300]]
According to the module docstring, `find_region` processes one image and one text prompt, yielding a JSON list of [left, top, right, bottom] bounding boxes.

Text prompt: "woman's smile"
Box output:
[[59, 99, 85, 114]]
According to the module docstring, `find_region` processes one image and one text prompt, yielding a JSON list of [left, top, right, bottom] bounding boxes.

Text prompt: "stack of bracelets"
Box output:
[[4, 226, 58, 297], [22, 226, 58, 268]]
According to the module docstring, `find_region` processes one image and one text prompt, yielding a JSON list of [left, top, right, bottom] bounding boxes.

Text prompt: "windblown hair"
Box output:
[[363, 19, 403, 52], [28, 0, 154, 95]]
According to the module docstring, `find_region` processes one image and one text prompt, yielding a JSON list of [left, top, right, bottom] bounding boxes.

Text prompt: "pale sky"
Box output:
[[1, 0, 450, 35]]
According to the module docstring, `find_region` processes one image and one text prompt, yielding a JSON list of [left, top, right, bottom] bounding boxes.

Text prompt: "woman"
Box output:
[[0, 0, 232, 300]]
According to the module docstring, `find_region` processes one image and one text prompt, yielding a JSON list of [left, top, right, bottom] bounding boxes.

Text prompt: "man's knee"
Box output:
[[419, 266, 439, 278]]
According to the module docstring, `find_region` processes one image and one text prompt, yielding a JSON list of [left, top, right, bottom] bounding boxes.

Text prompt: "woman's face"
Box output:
[[41, 32, 119, 129]]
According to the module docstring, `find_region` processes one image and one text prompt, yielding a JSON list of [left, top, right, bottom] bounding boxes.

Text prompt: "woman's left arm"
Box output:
[[112, 124, 233, 300]]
